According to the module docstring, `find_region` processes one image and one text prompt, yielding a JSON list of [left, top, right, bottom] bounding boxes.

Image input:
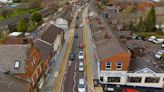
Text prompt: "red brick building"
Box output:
[[0, 37, 43, 92]]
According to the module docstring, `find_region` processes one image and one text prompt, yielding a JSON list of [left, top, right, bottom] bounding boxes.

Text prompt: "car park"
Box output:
[[78, 78, 86, 92], [78, 51, 84, 60], [155, 50, 164, 59], [79, 62, 84, 71], [69, 53, 76, 60]]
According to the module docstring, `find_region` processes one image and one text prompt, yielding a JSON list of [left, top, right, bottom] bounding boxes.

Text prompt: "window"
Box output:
[[127, 77, 142, 83], [14, 60, 20, 69], [107, 77, 120, 82], [100, 77, 104, 82], [145, 77, 160, 83], [106, 62, 112, 70], [116, 62, 122, 69]]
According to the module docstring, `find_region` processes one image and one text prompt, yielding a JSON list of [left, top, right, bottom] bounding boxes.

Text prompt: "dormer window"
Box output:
[[14, 60, 20, 69], [116, 62, 122, 70]]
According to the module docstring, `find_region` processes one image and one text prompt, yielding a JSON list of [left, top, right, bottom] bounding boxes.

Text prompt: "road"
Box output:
[[62, 6, 86, 92]]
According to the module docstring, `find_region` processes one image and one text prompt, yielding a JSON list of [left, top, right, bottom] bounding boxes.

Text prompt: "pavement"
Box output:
[[40, 3, 76, 92], [82, 2, 96, 92]]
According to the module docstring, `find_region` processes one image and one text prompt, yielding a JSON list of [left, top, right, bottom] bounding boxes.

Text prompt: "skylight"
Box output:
[[14, 60, 20, 69]]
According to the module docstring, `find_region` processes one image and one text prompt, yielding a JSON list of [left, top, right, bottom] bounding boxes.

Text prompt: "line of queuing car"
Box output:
[[69, 32, 86, 92]]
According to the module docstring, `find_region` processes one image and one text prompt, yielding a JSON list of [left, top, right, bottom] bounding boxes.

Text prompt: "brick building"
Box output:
[[0, 37, 43, 92]]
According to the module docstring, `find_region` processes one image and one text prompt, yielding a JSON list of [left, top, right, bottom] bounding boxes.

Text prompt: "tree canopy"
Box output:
[[31, 12, 42, 22], [17, 20, 28, 32], [145, 6, 156, 32]]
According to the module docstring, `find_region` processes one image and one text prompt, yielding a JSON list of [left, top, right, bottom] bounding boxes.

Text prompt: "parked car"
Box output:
[[162, 43, 164, 48], [148, 36, 156, 42], [156, 39, 164, 43], [155, 50, 164, 59], [152, 39, 161, 44], [78, 78, 86, 92], [79, 62, 84, 71], [79, 51, 84, 60], [80, 23, 83, 27], [69, 53, 76, 60]]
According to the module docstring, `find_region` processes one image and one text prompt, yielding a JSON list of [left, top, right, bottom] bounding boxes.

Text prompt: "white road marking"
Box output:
[[75, 61, 77, 70], [73, 72, 77, 92], [68, 60, 72, 66]]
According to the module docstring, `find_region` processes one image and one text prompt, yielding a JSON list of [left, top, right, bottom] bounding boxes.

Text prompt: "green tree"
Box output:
[[0, 9, 10, 18], [31, 12, 42, 22], [137, 17, 146, 32], [145, 6, 156, 32], [17, 20, 28, 33]]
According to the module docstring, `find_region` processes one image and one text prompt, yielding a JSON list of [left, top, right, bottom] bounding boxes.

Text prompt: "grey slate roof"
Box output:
[[129, 57, 160, 73], [0, 72, 30, 92], [34, 39, 52, 61], [0, 45, 29, 74], [95, 30, 126, 60], [41, 24, 63, 44]]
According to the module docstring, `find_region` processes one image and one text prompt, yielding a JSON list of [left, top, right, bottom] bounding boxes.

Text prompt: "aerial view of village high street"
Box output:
[[0, 0, 164, 92]]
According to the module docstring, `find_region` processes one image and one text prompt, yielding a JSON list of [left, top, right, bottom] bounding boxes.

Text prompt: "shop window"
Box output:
[[127, 77, 142, 83], [107, 77, 120, 82], [145, 77, 160, 83]]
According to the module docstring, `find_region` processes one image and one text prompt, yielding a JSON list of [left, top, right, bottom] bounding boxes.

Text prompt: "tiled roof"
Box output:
[[0, 72, 30, 92], [2, 37, 31, 44], [95, 30, 126, 60], [41, 24, 63, 44], [34, 39, 52, 61], [0, 45, 29, 73]]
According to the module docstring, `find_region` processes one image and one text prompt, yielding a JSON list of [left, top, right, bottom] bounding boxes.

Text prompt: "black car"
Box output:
[[75, 24, 78, 28], [69, 53, 76, 60], [74, 34, 78, 38]]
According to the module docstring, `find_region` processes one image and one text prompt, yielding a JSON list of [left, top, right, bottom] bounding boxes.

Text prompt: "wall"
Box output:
[[100, 51, 131, 71]]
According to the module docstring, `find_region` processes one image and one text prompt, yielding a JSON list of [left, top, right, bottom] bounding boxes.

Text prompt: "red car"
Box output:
[[122, 88, 139, 92], [79, 43, 84, 48]]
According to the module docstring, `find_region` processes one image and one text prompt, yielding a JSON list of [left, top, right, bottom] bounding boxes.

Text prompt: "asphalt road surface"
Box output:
[[62, 7, 86, 92]]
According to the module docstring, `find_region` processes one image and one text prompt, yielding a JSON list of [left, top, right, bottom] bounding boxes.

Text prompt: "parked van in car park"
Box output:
[[162, 43, 164, 48], [78, 78, 86, 92], [79, 62, 84, 71], [155, 50, 164, 59], [148, 36, 156, 42]]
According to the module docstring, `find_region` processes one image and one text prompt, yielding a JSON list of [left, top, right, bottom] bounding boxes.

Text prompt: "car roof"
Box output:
[[79, 78, 85, 84], [79, 62, 83, 65]]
